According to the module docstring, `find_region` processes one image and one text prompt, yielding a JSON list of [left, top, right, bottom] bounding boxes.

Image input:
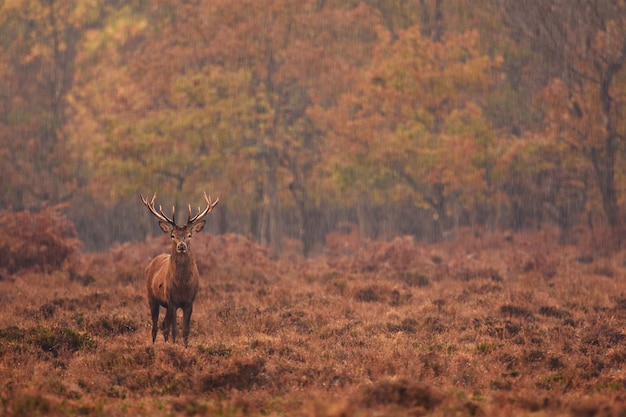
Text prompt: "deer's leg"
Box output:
[[163, 305, 175, 342], [149, 300, 160, 343], [182, 304, 193, 348], [169, 305, 178, 344]]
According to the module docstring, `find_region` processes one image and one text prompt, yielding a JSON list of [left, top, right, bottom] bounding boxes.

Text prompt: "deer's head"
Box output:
[[159, 222, 205, 253], [141, 192, 219, 253]]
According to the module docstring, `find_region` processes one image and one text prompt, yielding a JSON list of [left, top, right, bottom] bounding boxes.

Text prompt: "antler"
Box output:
[[141, 193, 177, 226], [187, 192, 219, 225]]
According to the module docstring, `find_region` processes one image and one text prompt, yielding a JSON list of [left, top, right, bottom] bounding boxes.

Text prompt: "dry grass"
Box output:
[[1, 227, 626, 416]]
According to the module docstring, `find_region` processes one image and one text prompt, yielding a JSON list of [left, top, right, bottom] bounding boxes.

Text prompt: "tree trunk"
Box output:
[[249, 181, 264, 241], [590, 62, 622, 228], [425, 183, 446, 242], [265, 148, 282, 257], [591, 143, 619, 227], [217, 204, 228, 235], [289, 181, 318, 257]]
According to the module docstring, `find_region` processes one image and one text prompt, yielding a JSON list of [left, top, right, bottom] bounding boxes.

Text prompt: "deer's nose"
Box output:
[[177, 243, 187, 252]]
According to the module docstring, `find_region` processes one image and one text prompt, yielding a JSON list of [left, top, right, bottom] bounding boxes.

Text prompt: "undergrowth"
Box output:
[[0, 205, 80, 274], [0, 225, 626, 416]]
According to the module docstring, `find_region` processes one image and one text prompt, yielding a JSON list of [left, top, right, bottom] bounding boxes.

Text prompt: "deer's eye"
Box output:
[[171, 234, 175, 239]]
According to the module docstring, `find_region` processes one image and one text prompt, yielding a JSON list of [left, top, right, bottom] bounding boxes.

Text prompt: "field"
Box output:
[[2, 226, 626, 416]]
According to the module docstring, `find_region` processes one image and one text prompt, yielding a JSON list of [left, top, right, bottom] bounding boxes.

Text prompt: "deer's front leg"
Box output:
[[169, 305, 179, 344], [163, 305, 175, 342], [182, 304, 193, 348]]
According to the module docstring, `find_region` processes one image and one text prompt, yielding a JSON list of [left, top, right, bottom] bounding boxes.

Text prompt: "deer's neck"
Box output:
[[170, 251, 196, 281]]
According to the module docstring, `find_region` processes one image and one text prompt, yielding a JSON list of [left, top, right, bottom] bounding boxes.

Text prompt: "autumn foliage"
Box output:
[[3, 0, 626, 251], [3, 1, 626, 414], [0, 205, 80, 274]]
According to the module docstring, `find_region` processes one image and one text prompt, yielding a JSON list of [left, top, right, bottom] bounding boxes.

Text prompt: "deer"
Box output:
[[140, 192, 219, 347]]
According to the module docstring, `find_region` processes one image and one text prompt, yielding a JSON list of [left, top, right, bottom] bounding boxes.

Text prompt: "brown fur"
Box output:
[[145, 222, 204, 347], [141, 192, 218, 347]]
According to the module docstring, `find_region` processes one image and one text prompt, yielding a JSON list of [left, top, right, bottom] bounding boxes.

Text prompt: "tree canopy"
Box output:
[[2, 0, 626, 251]]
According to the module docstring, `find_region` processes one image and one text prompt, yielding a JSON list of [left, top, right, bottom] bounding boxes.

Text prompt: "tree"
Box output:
[[66, 4, 252, 220], [67, 0, 382, 255], [497, 0, 626, 230], [200, 0, 382, 255], [0, 0, 93, 209], [314, 25, 500, 240], [496, 132, 591, 239]]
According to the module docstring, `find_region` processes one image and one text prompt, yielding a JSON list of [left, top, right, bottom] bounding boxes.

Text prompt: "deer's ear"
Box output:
[[191, 220, 206, 234], [159, 221, 174, 234]]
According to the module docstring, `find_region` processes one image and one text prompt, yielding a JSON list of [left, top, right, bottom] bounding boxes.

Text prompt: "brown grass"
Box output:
[[1, 227, 626, 416]]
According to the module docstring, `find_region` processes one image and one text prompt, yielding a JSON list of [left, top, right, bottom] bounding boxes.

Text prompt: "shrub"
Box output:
[[11, 393, 52, 417], [0, 325, 95, 357], [200, 359, 267, 392], [0, 205, 80, 273], [85, 315, 138, 338], [361, 378, 443, 410]]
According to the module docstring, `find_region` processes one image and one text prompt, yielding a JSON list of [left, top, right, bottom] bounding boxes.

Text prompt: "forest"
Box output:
[[2, 0, 626, 254], [4, 1, 626, 416]]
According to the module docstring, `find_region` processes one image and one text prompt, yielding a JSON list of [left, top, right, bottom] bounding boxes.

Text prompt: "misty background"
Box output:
[[1, 0, 624, 256]]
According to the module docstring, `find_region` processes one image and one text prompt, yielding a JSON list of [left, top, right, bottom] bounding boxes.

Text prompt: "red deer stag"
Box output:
[[141, 192, 218, 347]]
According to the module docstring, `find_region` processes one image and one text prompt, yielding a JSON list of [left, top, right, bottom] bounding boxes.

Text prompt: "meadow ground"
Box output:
[[1, 227, 626, 416]]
